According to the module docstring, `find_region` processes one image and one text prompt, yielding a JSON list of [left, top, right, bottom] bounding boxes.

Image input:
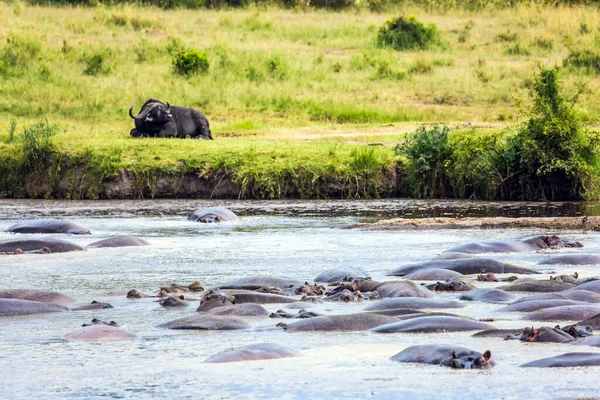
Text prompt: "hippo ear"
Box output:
[[573, 272, 579, 279], [555, 325, 561, 330], [92, 300, 98, 304], [568, 327, 578, 337], [435, 282, 441, 290], [179, 295, 185, 300], [452, 351, 458, 359], [483, 350, 491, 361], [200, 217, 206, 223]]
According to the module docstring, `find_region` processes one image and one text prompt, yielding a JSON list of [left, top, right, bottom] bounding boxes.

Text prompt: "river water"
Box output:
[[1, 199, 600, 399]]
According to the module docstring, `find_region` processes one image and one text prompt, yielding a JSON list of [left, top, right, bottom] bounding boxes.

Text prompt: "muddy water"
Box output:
[[1, 200, 600, 399]]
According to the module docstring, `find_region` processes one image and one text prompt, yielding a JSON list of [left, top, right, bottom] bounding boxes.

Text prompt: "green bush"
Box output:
[[563, 50, 600, 74], [376, 16, 439, 51], [395, 125, 452, 198], [173, 49, 209, 76], [83, 49, 113, 76], [22, 120, 59, 172], [0, 35, 41, 76]]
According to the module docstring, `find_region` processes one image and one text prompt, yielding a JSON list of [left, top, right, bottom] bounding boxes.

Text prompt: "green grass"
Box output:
[[1, 3, 600, 198]]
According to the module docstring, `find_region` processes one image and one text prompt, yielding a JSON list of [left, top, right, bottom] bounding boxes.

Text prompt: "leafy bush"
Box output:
[[22, 120, 59, 171], [173, 49, 209, 76], [376, 16, 439, 51], [0, 35, 41, 76], [458, 21, 474, 43], [83, 49, 113, 76], [563, 50, 600, 74], [395, 125, 452, 198], [505, 42, 531, 56]]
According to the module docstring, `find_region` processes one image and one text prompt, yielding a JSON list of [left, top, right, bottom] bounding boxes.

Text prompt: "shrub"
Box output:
[[0, 35, 41, 76], [458, 21, 474, 43], [563, 50, 600, 74], [395, 125, 452, 198], [505, 42, 531, 56], [173, 49, 209, 76], [376, 16, 439, 51], [83, 49, 113, 76], [22, 120, 59, 172], [408, 58, 433, 74], [495, 31, 518, 43]]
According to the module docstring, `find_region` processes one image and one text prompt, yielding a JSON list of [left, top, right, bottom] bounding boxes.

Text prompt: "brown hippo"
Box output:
[[427, 279, 474, 292], [81, 318, 118, 327], [0, 238, 85, 253], [204, 343, 297, 363], [370, 281, 433, 298], [389, 259, 538, 276], [188, 207, 240, 223], [71, 301, 114, 311], [390, 345, 495, 369], [158, 315, 250, 330], [364, 298, 466, 311], [197, 290, 236, 312], [521, 352, 600, 367], [523, 305, 600, 321], [403, 269, 464, 281], [497, 280, 576, 293], [460, 288, 517, 304], [65, 325, 137, 341], [519, 326, 575, 343], [269, 309, 321, 319], [218, 276, 302, 291], [207, 304, 270, 317], [281, 313, 397, 332], [539, 254, 600, 265], [0, 289, 74, 306], [549, 273, 580, 284], [87, 236, 149, 248], [158, 282, 204, 295], [314, 268, 369, 283], [159, 295, 189, 308], [7, 219, 90, 234], [370, 316, 494, 334], [444, 235, 581, 254], [0, 298, 69, 316], [127, 289, 156, 299]]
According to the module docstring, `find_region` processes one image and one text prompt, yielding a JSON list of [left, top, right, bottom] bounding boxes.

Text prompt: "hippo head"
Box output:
[[127, 289, 143, 299], [199, 214, 223, 223], [197, 290, 235, 312], [90, 300, 114, 309], [445, 350, 494, 369], [558, 324, 593, 338], [159, 295, 187, 307], [521, 326, 539, 342], [477, 273, 498, 282], [542, 235, 564, 248], [188, 281, 204, 291], [432, 279, 471, 291]]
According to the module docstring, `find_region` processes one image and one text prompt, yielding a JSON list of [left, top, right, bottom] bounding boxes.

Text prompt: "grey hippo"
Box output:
[[218, 276, 302, 291], [0, 289, 74, 306], [370, 281, 433, 298], [499, 299, 591, 312], [314, 267, 370, 283], [460, 288, 517, 304], [65, 324, 137, 341], [519, 326, 576, 343], [7, 219, 90, 234], [389, 258, 538, 276], [159, 296, 189, 308], [523, 305, 600, 321], [0, 298, 69, 317], [188, 207, 239, 223], [403, 269, 464, 281], [390, 345, 495, 369], [158, 315, 251, 330], [204, 343, 298, 363], [0, 238, 85, 254], [364, 298, 466, 311], [444, 235, 581, 254], [87, 236, 149, 248], [426, 279, 474, 292], [521, 352, 600, 367], [207, 304, 270, 317], [280, 313, 397, 332], [497, 280, 576, 293], [370, 316, 494, 333], [539, 254, 600, 265], [71, 301, 114, 311]]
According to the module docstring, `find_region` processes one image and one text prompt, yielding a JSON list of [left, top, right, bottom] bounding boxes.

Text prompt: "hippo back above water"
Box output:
[[390, 345, 494, 369], [444, 235, 581, 254], [7, 219, 90, 234], [0, 238, 85, 253], [187, 207, 240, 223]]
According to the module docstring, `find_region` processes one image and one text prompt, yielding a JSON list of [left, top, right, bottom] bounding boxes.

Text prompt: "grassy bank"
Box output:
[[1, 3, 599, 199]]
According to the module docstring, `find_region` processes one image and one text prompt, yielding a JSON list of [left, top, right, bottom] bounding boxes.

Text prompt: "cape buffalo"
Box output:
[[129, 99, 213, 140]]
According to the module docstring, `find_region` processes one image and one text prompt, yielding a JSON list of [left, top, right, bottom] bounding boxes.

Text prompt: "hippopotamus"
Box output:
[[364, 298, 466, 311], [434, 252, 474, 260], [390, 345, 494, 369], [158, 282, 204, 295], [327, 279, 380, 293], [0, 289, 74, 306], [388, 259, 538, 277], [158, 315, 251, 330], [426, 279, 474, 292], [521, 352, 600, 367], [572, 312, 600, 330], [370, 316, 494, 334], [70, 301, 114, 311], [558, 324, 593, 338], [197, 290, 236, 312], [219, 290, 297, 304], [87, 236, 149, 248], [81, 318, 118, 327], [570, 336, 600, 347], [370, 281, 433, 298], [403, 269, 464, 281], [499, 299, 590, 312], [270, 309, 321, 319], [280, 313, 398, 332], [519, 326, 575, 343], [204, 343, 298, 363], [324, 289, 365, 302], [444, 235, 581, 254], [314, 268, 370, 283], [459, 288, 517, 304], [207, 304, 270, 317], [187, 207, 239, 223], [0, 238, 85, 253], [0, 298, 69, 317], [471, 328, 524, 338], [159, 295, 189, 307], [7, 219, 90, 234], [574, 280, 600, 294], [218, 276, 302, 291], [523, 305, 600, 321], [549, 273, 580, 284], [497, 280, 576, 293], [127, 289, 156, 299], [65, 325, 137, 341], [539, 254, 600, 265]]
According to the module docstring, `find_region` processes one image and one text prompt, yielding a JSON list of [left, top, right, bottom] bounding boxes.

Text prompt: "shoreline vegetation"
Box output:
[[1, 2, 600, 200]]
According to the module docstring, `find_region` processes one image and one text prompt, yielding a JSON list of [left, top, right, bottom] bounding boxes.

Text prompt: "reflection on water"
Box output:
[[1, 200, 600, 399]]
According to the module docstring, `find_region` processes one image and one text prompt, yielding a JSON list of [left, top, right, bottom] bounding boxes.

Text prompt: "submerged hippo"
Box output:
[[219, 290, 297, 304], [444, 235, 581, 254], [520, 326, 575, 343], [65, 325, 137, 341], [575, 280, 600, 294], [187, 207, 239, 223], [403, 269, 464, 281], [159, 296, 189, 308], [499, 299, 589, 313], [197, 290, 236, 312], [390, 345, 494, 369], [364, 298, 466, 311], [87, 236, 149, 248], [0, 298, 69, 317], [539, 254, 600, 265], [389, 259, 537, 276], [573, 313, 600, 330], [281, 313, 397, 332], [159, 282, 204, 295], [270, 309, 321, 319], [7, 219, 90, 234], [207, 304, 270, 317], [0, 238, 84, 253], [427, 279, 474, 292], [158, 315, 250, 330], [523, 305, 600, 321], [459, 288, 517, 304], [218, 276, 302, 290], [204, 343, 298, 363], [314, 268, 370, 283], [0, 289, 74, 306], [521, 352, 600, 367], [497, 280, 576, 293], [371, 316, 494, 334], [370, 281, 433, 298], [70, 301, 114, 311]]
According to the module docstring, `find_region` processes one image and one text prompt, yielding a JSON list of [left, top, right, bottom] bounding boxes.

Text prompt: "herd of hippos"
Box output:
[[4, 208, 600, 367]]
